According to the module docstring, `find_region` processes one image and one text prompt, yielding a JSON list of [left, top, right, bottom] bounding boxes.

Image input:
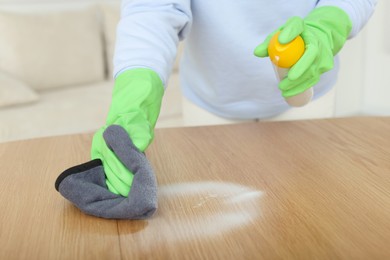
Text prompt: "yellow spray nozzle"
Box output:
[[268, 31, 305, 68]]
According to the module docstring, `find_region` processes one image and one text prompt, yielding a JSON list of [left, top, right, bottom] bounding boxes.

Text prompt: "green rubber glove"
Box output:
[[91, 68, 164, 197], [254, 6, 352, 98]]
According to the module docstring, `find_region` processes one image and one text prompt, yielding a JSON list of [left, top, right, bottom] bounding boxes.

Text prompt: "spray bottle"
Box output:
[[268, 32, 313, 107]]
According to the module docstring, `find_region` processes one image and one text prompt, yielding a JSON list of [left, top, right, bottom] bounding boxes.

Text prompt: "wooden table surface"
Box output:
[[1, 117, 390, 259]]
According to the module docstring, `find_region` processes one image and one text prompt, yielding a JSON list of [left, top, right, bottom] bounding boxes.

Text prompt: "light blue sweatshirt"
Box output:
[[114, 0, 377, 119]]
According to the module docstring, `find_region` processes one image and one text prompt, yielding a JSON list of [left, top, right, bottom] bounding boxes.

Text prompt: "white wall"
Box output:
[[334, 1, 389, 117]]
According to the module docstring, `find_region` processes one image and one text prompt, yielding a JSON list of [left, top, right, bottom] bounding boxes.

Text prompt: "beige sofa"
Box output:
[[0, 0, 183, 143]]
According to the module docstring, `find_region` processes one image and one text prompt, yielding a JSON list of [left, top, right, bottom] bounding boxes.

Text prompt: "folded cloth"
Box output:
[[55, 125, 157, 219]]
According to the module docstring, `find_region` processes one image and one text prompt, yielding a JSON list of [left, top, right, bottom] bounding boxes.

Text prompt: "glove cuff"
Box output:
[[306, 6, 352, 55], [106, 68, 164, 151]]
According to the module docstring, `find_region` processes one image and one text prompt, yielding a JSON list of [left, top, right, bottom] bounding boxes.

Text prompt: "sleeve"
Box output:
[[113, 0, 192, 87], [316, 0, 378, 38]]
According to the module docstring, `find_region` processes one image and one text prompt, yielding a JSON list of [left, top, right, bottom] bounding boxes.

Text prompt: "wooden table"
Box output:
[[1, 117, 390, 259]]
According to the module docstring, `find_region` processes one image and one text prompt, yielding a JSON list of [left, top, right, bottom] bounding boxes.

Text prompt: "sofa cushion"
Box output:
[[0, 75, 183, 143], [0, 71, 39, 108], [99, 2, 120, 78], [0, 80, 113, 143], [0, 4, 105, 91]]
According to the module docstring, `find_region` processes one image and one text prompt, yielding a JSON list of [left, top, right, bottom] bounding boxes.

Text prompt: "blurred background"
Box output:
[[0, 0, 388, 143]]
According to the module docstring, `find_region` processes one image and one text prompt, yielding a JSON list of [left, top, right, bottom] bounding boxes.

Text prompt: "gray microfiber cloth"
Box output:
[[55, 125, 157, 219]]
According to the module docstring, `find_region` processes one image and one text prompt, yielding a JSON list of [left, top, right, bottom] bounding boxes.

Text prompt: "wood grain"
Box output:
[[1, 117, 390, 259]]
